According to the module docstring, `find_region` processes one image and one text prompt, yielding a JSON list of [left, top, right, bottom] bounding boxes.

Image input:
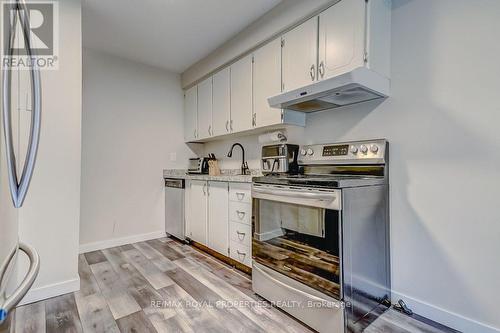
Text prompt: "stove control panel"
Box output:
[[298, 139, 387, 165]]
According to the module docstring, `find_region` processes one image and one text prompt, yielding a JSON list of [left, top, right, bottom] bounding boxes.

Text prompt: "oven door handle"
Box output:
[[252, 186, 341, 210], [253, 187, 337, 201]]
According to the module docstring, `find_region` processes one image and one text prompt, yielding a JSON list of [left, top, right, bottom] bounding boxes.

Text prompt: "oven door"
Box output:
[[252, 183, 342, 300]]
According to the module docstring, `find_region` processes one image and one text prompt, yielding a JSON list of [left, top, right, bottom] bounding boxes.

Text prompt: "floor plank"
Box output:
[[90, 261, 141, 320], [83, 251, 107, 265], [121, 248, 175, 290], [77, 255, 100, 297], [74, 293, 120, 333], [133, 242, 177, 272], [14, 301, 45, 333], [147, 239, 185, 261], [116, 311, 157, 333], [45, 293, 83, 333]]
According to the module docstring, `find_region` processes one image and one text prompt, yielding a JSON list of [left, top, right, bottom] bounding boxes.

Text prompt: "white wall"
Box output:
[[80, 49, 194, 251], [185, 0, 500, 332], [18, 0, 82, 303]]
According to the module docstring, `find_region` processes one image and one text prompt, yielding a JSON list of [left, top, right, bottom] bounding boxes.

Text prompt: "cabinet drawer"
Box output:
[[229, 221, 252, 247], [230, 240, 252, 267], [229, 183, 251, 204], [229, 202, 251, 225]]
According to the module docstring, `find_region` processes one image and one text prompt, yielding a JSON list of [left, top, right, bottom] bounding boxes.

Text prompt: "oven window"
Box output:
[[253, 198, 341, 299]]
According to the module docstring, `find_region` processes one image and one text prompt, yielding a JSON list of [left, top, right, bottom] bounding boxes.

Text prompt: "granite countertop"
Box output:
[[163, 169, 261, 183]]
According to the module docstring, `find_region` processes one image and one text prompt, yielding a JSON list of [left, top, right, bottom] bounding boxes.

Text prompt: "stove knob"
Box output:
[[300, 149, 307, 156], [360, 145, 368, 154], [350, 146, 358, 154], [307, 148, 314, 156], [370, 144, 379, 153]]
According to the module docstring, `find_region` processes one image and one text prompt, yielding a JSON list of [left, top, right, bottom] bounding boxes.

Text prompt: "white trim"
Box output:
[[392, 291, 500, 333], [79, 231, 166, 253], [19, 278, 80, 306]]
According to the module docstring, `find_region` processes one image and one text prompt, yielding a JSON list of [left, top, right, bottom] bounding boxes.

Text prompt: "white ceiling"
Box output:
[[82, 0, 281, 73]]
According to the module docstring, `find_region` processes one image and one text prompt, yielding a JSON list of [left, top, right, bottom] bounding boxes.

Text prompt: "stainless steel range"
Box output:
[[252, 139, 390, 333]]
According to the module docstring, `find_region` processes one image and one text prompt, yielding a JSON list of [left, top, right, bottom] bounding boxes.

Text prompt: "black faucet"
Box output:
[[227, 143, 249, 175]]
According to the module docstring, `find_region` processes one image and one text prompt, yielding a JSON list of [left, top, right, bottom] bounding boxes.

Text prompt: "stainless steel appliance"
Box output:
[[1, 1, 41, 325], [164, 178, 185, 241], [261, 143, 299, 175], [188, 157, 209, 174], [252, 139, 390, 333]]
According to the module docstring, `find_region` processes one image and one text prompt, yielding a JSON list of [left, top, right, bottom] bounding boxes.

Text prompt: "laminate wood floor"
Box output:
[[3, 237, 459, 333]]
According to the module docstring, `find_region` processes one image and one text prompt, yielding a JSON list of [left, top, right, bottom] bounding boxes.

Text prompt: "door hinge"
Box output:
[[364, 51, 368, 63]]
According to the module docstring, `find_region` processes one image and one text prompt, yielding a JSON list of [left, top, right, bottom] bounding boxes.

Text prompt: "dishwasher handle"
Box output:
[[164, 178, 185, 188]]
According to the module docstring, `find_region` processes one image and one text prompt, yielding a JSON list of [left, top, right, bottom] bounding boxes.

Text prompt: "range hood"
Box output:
[[268, 67, 390, 113]]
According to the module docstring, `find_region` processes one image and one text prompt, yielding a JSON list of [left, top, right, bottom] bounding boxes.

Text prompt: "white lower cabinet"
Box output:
[[185, 181, 252, 268], [208, 182, 229, 256], [186, 180, 208, 245]]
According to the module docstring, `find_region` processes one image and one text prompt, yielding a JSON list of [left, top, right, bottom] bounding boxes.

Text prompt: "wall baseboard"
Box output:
[[79, 230, 166, 253], [392, 291, 500, 333], [19, 278, 80, 306]]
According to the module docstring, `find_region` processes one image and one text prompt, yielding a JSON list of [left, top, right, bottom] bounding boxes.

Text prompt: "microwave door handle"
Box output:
[[0, 242, 40, 324], [15, 1, 42, 208], [2, 2, 20, 207]]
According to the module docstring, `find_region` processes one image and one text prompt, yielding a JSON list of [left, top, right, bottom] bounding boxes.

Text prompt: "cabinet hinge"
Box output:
[[364, 51, 368, 63]]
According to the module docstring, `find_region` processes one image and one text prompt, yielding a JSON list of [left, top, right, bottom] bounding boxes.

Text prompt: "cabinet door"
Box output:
[[188, 180, 208, 245], [253, 38, 283, 127], [318, 0, 366, 80], [230, 54, 253, 133], [197, 77, 213, 139], [212, 68, 231, 136], [282, 16, 318, 92], [208, 182, 229, 256], [184, 86, 198, 141]]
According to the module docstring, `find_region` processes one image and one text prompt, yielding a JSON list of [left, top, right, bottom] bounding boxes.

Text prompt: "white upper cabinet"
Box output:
[[208, 181, 229, 256], [212, 67, 231, 137], [197, 77, 213, 139], [318, 0, 366, 80], [184, 85, 197, 142], [253, 38, 283, 128], [282, 16, 318, 92], [230, 54, 253, 133]]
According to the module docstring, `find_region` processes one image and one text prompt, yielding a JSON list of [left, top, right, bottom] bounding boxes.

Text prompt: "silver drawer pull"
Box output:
[[236, 210, 246, 219], [283, 265, 292, 272], [236, 250, 246, 258], [236, 231, 246, 240], [236, 192, 245, 200]]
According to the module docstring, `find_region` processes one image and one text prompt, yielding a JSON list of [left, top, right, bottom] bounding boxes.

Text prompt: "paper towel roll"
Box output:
[[258, 131, 287, 144]]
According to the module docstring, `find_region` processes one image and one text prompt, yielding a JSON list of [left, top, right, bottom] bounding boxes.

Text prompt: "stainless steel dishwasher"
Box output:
[[164, 178, 185, 240]]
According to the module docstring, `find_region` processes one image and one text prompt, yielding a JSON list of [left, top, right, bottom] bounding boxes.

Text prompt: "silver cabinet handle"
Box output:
[[309, 64, 316, 81], [208, 125, 211, 136], [236, 231, 246, 241], [236, 210, 246, 219], [230, 120, 233, 132], [252, 113, 256, 127], [202, 183, 207, 195], [225, 120, 229, 132], [236, 192, 245, 201], [193, 129, 196, 138], [319, 61, 325, 79], [236, 250, 246, 258], [2, 1, 42, 208], [0, 242, 40, 324]]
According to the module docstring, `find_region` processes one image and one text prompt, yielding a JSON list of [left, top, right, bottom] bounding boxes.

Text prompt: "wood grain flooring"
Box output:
[[4, 237, 459, 333]]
